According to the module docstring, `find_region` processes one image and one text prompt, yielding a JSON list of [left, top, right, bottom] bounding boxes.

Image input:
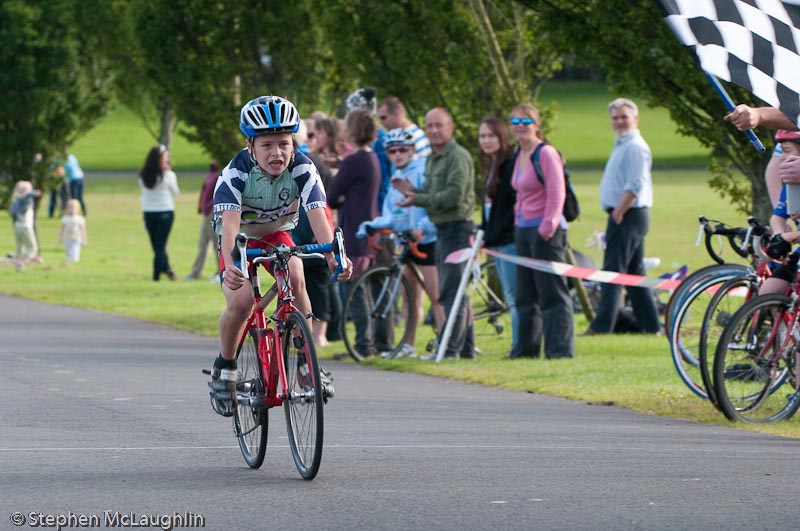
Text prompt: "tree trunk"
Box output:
[[158, 102, 175, 149]]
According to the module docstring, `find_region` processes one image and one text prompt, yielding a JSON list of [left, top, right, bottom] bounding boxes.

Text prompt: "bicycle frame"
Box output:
[[737, 296, 798, 411], [236, 232, 343, 408], [239, 253, 298, 408]]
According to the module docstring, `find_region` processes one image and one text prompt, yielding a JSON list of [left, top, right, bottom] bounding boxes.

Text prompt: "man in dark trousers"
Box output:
[[393, 107, 476, 359], [582, 98, 660, 336]]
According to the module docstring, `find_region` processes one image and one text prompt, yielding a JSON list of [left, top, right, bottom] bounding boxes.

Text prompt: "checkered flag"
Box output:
[[661, 0, 800, 126]]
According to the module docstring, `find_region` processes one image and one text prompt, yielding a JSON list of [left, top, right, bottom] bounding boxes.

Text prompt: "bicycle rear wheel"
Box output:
[[713, 295, 800, 423], [341, 266, 414, 362], [283, 311, 324, 480], [698, 275, 758, 408], [234, 328, 268, 469]]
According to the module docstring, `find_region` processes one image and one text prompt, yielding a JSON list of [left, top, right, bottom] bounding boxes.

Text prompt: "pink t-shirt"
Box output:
[[511, 144, 566, 239]]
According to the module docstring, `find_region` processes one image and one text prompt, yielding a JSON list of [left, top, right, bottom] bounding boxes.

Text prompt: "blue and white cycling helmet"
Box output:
[[239, 96, 300, 138], [384, 128, 414, 148]]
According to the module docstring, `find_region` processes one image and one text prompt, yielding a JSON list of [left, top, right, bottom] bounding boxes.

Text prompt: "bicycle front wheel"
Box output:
[[698, 275, 758, 408], [341, 266, 414, 362], [669, 271, 749, 398], [713, 294, 800, 423], [234, 329, 269, 469], [283, 311, 324, 480], [664, 263, 750, 336]]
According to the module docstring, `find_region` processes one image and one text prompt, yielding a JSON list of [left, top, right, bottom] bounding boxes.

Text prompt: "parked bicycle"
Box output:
[[341, 228, 507, 362], [668, 216, 771, 399], [204, 230, 346, 479], [712, 287, 800, 423]]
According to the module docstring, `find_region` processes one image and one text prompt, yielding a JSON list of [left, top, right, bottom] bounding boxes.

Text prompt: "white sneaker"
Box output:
[[380, 350, 395, 359], [396, 343, 417, 358]]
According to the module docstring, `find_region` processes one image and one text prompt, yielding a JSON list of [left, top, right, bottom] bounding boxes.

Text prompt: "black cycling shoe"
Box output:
[[208, 356, 237, 417]]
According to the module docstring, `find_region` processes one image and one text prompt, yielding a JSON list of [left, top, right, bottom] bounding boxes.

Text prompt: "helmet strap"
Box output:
[[246, 139, 258, 166]]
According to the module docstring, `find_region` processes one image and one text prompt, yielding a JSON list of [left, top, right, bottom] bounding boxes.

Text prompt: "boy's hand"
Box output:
[[222, 263, 246, 290]]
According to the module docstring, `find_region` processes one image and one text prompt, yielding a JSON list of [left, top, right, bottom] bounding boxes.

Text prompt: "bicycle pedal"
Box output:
[[201, 369, 211, 375]]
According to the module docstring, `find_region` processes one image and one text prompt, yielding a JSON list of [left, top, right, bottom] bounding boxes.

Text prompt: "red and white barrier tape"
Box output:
[[445, 246, 683, 290]]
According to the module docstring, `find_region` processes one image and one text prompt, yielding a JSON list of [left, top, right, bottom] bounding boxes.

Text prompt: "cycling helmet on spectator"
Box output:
[[240, 96, 300, 137], [775, 130, 800, 142], [384, 128, 415, 148]]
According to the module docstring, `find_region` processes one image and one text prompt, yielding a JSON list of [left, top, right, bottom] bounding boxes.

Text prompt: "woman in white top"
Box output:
[[139, 145, 180, 281]]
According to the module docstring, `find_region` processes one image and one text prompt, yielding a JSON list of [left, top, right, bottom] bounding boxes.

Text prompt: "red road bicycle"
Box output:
[[207, 229, 346, 479]]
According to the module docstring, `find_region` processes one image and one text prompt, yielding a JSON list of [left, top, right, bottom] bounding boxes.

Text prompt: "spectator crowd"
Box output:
[[5, 89, 677, 362]]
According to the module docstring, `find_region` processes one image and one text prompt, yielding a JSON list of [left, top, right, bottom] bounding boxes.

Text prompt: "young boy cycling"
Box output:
[[208, 95, 351, 416]]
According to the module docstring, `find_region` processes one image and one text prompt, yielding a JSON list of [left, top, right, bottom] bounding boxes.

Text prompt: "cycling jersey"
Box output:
[[213, 148, 327, 238]]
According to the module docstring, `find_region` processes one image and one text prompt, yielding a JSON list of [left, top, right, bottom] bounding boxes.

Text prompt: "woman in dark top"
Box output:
[[478, 117, 518, 356], [327, 108, 382, 357]]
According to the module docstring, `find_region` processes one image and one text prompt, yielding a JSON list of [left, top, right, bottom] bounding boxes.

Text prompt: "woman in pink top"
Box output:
[[509, 103, 573, 359]]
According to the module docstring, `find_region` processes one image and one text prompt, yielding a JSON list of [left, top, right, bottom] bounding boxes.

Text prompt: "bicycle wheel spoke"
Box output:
[[700, 277, 758, 407], [283, 312, 323, 480], [670, 272, 749, 398], [342, 266, 414, 361], [714, 295, 800, 423], [233, 330, 268, 468]]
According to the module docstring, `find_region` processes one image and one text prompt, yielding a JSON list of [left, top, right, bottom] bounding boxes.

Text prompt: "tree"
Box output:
[[309, 0, 563, 128], [518, 0, 774, 219], [0, 0, 114, 205], [128, 0, 350, 164]]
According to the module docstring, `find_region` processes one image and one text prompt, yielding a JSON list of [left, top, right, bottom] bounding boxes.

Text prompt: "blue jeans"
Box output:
[[491, 242, 518, 353], [69, 179, 86, 215], [513, 227, 574, 359], [590, 208, 660, 333]]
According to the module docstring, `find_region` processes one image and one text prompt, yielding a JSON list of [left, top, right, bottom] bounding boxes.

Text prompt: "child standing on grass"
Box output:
[[59, 198, 87, 263], [9, 180, 42, 268]]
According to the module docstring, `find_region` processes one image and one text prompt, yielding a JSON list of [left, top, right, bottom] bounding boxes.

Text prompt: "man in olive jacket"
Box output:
[[393, 107, 475, 359]]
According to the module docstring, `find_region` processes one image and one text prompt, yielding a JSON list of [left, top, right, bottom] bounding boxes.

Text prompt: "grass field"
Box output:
[[71, 82, 712, 172], [538, 82, 709, 169], [4, 170, 794, 438]]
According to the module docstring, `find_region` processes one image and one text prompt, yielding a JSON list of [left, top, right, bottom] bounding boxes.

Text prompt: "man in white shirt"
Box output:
[[582, 98, 660, 336]]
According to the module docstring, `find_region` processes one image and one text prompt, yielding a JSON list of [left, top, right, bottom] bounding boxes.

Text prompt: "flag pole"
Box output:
[[706, 73, 766, 153]]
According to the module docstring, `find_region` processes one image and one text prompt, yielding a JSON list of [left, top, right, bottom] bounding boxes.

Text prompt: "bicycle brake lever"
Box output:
[[235, 233, 249, 280], [741, 225, 754, 254], [331, 227, 347, 281], [695, 223, 704, 247]]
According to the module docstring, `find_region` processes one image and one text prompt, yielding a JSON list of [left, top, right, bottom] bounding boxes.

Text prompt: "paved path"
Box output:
[[1, 294, 798, 531]]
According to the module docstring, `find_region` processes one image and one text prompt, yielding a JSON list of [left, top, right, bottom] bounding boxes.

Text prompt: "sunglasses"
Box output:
[[510, 117, 535, 126], [387, 147, 410, 154]]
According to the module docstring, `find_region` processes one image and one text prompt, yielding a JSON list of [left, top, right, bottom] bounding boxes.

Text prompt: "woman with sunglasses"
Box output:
[[509, 104, 574, 360], [477, 117, 519, 356], [358, 128, 444, 358]]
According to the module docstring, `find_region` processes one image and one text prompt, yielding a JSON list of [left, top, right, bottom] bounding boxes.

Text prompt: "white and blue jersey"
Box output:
[[369, 157, 437, 245], [213, 148, 327, 238]]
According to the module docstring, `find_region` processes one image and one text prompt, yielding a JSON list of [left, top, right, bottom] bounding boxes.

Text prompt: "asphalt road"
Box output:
[[1, 294, 799, 531]]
